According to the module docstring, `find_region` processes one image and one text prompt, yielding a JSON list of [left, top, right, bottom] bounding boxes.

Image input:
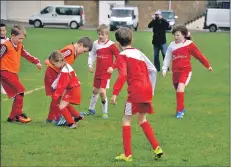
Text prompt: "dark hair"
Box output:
[[115, 27, 133, 47], [172, 25, 188, 37], [77, 36, 93, 51], [0, 23, 6, 27]]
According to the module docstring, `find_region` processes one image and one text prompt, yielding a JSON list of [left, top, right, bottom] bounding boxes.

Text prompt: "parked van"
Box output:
[[203, 8, 230, 32], [108, 6, 139, 31], [29, 5, 85, 29], [159, 10, 178, 28]]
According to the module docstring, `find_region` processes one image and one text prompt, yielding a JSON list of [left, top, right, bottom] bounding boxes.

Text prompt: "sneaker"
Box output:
[[115, 153, 132, 162], [56, 116, 66, 126], [181, 109, 186, 116], [176, 111, 183, 119], [80, 109, 96, 116], [67, 123, 77, 129], [46, 119, 56, 123], [16, 115, 32, 123], [102, 113, 108, 119], [74, 116, 84, 122], [153, 146, 163, 159]]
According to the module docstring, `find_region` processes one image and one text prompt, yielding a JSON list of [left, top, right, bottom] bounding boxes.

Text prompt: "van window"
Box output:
[[111, 9, 133, 17], [55, 7, 81, 15], [41, 6, 53, 14], [161, 12, 175, 19]]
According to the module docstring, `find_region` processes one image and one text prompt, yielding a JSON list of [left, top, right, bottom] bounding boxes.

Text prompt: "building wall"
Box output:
[[2, 1, 64, 22], [65, 0, 98, 27]]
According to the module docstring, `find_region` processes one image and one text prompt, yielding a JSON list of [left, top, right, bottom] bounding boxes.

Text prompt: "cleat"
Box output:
[[7, 117, 16, 122], [153, 146, 163, 159], [16, 115, 32, 123], [176, 111, 183, 119], [56, 116, 66, 126], [74, 116, 84, 122], [115, 153, 132, 162], [67, 123, 77, 129], [80, 109, 96, 116], [181, 109, 186, 116], [102, 113, 108, 119]]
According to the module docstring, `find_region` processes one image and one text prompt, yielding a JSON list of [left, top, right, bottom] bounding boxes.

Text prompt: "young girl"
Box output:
[[162, 25, 213, 119], [48, 50, 83, 129]]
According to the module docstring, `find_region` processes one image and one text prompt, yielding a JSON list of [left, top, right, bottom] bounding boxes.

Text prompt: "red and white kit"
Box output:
[[51, 64, 81, 105], [88, 40, 119, 89], [113, 48, 157, 115], [162, 40, 211, 85]]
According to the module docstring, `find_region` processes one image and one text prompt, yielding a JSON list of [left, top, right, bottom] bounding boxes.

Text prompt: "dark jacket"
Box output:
[[148, 18, 170, 46]]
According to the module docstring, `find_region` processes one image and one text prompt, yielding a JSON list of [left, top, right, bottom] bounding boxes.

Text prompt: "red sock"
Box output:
[[9, 94, 24, 119], [176, 92, 184, 112], [67, 105, 80, 118], [60, 107, 74, 125], [47, 99, 57, 120], [123, 126, 132, 157], [140, 121, 159, 150]]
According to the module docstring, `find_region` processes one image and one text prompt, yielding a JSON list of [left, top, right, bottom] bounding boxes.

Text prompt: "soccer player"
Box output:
[[49, 50, 84, 129], [0, 23, 9, 94], [162, 25, 213, 119], [111, 27, 163, 162], [81, 24, 120, 119], [0, 25, 42, 123], [44, 37, 93, 125]]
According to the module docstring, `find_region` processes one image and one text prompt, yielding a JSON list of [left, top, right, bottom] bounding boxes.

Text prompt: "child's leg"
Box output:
[[122, 115, 133, 157], [138, 113, 159, 150], [47, 97, 57, 121], [89, 87, 100, 111], [176, 83, 186, 113], [59, 100, 75, 126], [99, 88, 108, 116]]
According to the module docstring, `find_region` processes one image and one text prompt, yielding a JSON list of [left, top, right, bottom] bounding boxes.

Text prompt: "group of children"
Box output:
[[0, 23, 212, 161]]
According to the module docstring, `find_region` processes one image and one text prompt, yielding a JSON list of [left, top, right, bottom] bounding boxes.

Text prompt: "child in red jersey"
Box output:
[[44, 37, 93, 125], [0, 25, 42, 123], [81, 24, 120, 119], [110, 27, 163, 162], [162, 25, 213, 119]]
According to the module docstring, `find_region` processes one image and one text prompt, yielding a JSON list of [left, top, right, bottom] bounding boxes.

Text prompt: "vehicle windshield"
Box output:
[[161, 12, 175, 19], [111, 9, 133, 17]]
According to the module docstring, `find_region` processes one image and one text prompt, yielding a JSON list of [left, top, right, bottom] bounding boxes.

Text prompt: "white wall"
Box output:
[[99, 1, 125, 25], [1, 1, 7, 20], [3, 1, 64, 22]]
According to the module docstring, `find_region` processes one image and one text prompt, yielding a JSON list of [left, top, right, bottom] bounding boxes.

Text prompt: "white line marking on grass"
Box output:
[[2, 86, 45, 101]]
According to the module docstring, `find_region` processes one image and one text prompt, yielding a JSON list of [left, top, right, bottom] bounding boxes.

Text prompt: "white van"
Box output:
[[108, 6, 139, 31], [29, 5, 85, 29], [203, 8, 230, 32]]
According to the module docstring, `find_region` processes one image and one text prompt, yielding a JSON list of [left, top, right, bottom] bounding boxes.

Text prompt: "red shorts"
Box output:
[[124, 102, 154, 115], [93, 77, 110, 89], [172, 71, 192, 85], [62, 86, 81, 105], [0, 71, 25, 98]]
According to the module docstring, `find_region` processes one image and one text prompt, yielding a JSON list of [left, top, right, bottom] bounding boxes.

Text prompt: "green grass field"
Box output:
[[1, 27, 230, 167]]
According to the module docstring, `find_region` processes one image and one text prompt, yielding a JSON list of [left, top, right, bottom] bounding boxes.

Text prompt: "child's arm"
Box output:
[[107, 44, 121, 73], [162, 44, 173, 76], [111, 55, 127, 104], [21, 45, 42, 69], [141, 52, 157, 95], [88, 43, 97, 73], [52, 72, 70, 100], [190, 42, 212, 71]]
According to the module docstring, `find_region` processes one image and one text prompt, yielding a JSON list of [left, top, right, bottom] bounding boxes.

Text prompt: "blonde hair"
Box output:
[[49, 50, 64, 63], [97, 24, 109, 34], [11, 25, 27, 37]]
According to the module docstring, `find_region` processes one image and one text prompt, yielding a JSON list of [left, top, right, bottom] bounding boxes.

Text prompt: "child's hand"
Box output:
[[110, 95, 117, 105], [36, 63, 42, 70], [89, 67, 94, 73], [107, 67, 114, 74], [162, 71, 167, 77], [208, 67, 213, 72]]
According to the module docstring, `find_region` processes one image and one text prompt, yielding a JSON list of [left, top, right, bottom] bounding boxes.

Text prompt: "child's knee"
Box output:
[[137, 113, 147, 125], [122, 115, 132, 126], [92, 87, 99, 95]]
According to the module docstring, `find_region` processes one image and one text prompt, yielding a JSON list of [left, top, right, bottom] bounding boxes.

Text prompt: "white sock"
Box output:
[[101, 97, 108, 114], [89, 94, 99, 110]]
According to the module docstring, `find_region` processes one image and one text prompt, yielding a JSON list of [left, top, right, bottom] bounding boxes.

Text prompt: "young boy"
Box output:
[[47, 50, 88, 128], [162, 25, 212, 119], [81, 24, 120, 119], [0, 23, 9, 94], [111, 27, 163, 162], [44, 37, 93, 124], [0, 25, 42, 123]]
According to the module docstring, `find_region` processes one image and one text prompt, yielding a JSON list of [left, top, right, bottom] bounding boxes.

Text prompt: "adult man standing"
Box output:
[[148, 10, 170, 72]]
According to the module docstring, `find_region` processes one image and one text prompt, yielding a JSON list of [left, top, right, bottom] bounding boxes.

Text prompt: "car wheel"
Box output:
[[34, 20, 42, 28], [209, 24, 217, 32], [70, 21, 79, 29]]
